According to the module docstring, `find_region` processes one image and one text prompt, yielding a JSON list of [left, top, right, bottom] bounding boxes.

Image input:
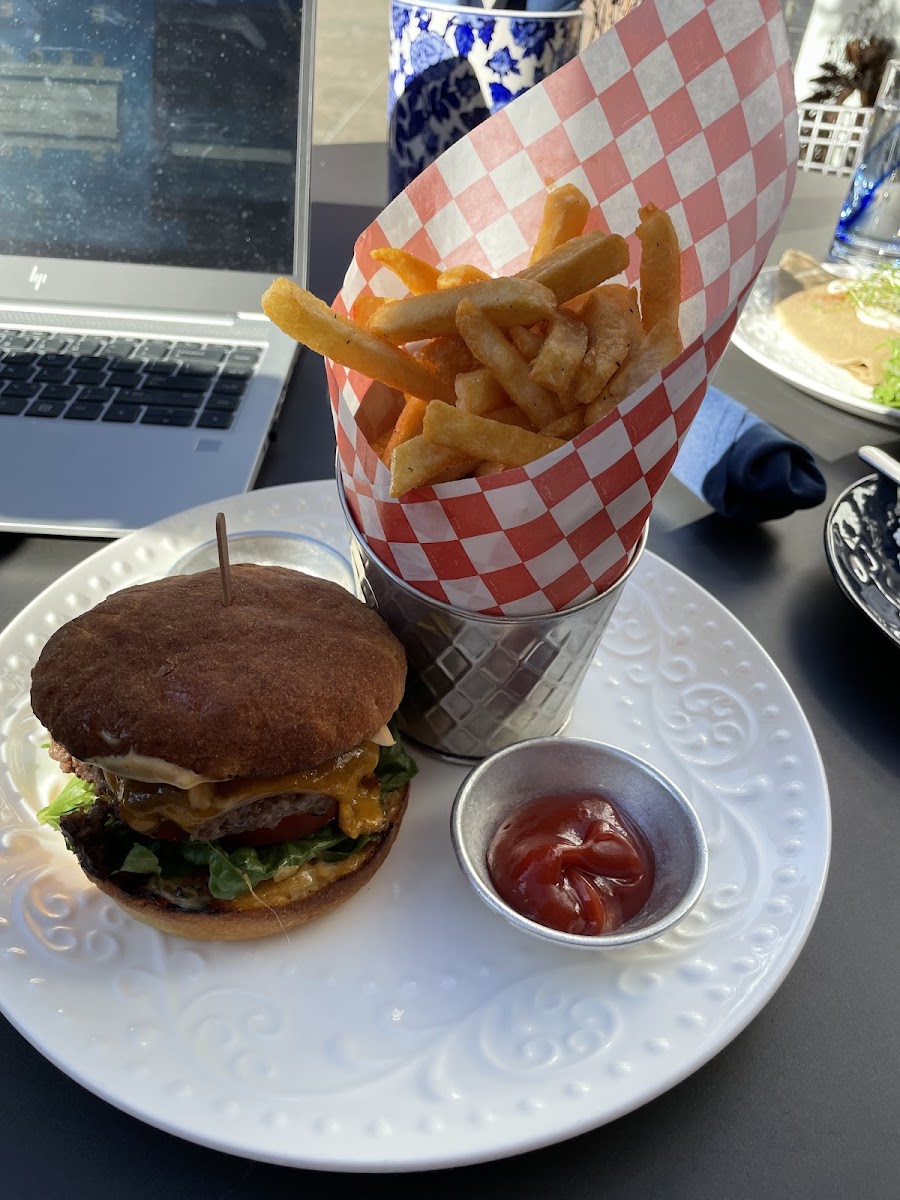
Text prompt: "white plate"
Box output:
[[731, 266, 900, 428], [0, 481, 830, 1173]]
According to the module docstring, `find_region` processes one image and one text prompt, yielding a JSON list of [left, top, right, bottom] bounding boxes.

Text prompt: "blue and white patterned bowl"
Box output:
[[388, 2, 583, 197]]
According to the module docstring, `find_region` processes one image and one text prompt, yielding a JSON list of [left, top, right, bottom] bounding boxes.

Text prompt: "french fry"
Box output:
[[390, 435, 477, 496], [371, 247, 441, 295], [423, 402, 564, 468], [370, 434, 389, 461], [540, 410, 584, 439], [486, 405, 535, 430], [455, 300, 561, 428], [570, 288, 635, 407], [635, 203, 681, 334], [262, 278, 454, 402], [517, 232, 629, 305], [415, 335, 478, 382], [368, 277, 557, 343], [351, 295, 395, 329], [455, 368, 508, 414], [529, 183, 591, 265], [437, 263, 491, 289], [530, 311, 588, 397], [583, 320, 681, 427], [508, 325, 544, 361], [382, 396, 427, 464], [602, 283, 644, 346], [474, 461, 509, 478]]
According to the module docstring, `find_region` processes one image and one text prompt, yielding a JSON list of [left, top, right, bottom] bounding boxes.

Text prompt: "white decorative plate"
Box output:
[[731, 266, 900, 428], [0, 481, 830, 1173]]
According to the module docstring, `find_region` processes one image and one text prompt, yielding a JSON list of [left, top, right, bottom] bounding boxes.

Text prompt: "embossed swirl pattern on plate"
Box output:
[[0, 482, 829, 1171]]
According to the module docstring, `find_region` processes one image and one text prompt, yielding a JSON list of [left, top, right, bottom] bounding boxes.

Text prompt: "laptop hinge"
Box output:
[[0, 300, 236, 326]]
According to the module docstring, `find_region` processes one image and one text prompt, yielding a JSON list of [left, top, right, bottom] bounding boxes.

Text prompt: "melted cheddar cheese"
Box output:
[[225, 844, 375, 911], [109, 741, 386, 840], [225, 787, 404, 909]]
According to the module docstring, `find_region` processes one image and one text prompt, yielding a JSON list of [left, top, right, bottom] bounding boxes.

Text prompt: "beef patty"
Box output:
[[49, 740, 340, 842]]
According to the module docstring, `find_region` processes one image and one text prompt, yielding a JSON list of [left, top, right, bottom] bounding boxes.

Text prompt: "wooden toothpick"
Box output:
[[215, 512, 233, 607]]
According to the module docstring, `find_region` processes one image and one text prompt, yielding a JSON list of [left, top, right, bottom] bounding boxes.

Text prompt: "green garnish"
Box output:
[[375, 726, 418, 795], [114, 825, 372, 901], [873, 339, 900, 409], [36, 776, 96, 830], [847, 265, 900, 317]]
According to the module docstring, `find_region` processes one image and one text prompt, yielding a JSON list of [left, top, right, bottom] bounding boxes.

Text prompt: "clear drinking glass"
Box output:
[[831, 60, 900, 268]]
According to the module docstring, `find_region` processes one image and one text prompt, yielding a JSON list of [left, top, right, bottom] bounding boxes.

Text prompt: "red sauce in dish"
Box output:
[[487, 793, 655, 936]]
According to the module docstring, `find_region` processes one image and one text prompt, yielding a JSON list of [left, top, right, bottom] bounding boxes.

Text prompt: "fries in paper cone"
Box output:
[[263, 0, 797, 616]]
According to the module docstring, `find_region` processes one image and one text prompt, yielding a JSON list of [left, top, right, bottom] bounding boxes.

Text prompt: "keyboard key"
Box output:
[[197, 409, 234, 429], [33, 337, 70, 353], [102, 403, 142, 423], [142, 341, 172, 358], [75, 355, 110, 369], [0, 397, 27, 415], [203, 393, 241, 412], [107, 372, 142, 390], [78, 387, 117, 404], [179, 363, 218, 377], [221, 366, 252, 380], [174, 341, 203, 351], [144, 361, 179, 376], [211, 378, 247, 397], [106, 340, 138, 357], [70, 338, 104, 356], [25, 399, 66, 418], [0, 363, 35, 379], [4, 351, 37, 365], [177, 347, 226, 362], [72, 370, 106, 386], [108, 356, 142, 372], [3, 381, 41, 398], [64, 401, 104, 421], [141, 406, 196, 427], [35, 367, 69, 383], [5, 335, 36, 351], [228, 349, 261, 365], [145, 374, 208, 393], [38, 353, 72, 367], [138, 388, 203, 407], [40, 384, 78, 402]]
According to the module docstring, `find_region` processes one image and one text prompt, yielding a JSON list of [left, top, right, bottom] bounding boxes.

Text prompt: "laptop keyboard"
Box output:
[[0, 331, 263, 430]]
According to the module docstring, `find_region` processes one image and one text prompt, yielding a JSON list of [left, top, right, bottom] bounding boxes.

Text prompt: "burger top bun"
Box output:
[[31, 565, 406, 780]]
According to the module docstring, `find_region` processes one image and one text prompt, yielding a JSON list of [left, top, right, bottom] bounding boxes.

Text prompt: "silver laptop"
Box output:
[[0, 0, 315, 537]]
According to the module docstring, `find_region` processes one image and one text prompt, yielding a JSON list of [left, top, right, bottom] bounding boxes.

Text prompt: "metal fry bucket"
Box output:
[[339, 479, 647, 764]]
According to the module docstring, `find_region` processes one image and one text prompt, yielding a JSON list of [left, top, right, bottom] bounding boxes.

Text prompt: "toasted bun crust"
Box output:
[[31, 565, 406, 778], [84, 785, 408, 941]]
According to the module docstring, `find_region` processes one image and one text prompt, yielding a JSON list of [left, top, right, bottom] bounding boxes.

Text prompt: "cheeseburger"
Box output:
[[30, 565, 417, 940]]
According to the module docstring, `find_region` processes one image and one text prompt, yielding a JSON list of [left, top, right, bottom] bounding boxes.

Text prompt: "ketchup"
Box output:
[[487, 793, 655, 936]]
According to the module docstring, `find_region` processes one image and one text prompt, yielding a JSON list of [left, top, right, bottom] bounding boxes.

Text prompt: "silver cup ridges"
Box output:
[[340, 479, 646, 764]]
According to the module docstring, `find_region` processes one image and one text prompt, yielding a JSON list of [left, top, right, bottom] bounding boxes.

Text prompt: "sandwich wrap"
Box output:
[[327, 0, 798, 616]]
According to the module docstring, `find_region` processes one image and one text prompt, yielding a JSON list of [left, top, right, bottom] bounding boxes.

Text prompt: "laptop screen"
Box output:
[[0, 1, 304, 274]]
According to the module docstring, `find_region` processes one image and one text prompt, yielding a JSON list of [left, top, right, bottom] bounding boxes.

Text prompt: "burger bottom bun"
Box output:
[[85, 785, 408, 942]]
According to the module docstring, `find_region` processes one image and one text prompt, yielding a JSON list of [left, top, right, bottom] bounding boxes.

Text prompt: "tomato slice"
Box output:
[[147, 802, 339, 848], [223, 805, 338, 848]]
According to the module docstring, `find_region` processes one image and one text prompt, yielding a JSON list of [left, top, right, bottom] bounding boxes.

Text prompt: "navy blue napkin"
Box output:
[[672, 387, 827, 522]]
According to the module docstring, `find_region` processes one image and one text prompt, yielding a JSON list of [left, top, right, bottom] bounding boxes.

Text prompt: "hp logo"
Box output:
[[29, 265, 47, 291]]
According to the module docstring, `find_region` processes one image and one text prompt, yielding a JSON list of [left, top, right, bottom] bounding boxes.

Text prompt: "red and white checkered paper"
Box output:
[[326, 0, 798, 616]]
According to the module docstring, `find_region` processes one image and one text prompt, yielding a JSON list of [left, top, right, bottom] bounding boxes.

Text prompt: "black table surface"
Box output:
[[2, 171, 898, 1198]]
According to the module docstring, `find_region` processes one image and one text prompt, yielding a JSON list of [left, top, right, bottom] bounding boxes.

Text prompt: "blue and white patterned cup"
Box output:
[[388, 3, 583, 198]]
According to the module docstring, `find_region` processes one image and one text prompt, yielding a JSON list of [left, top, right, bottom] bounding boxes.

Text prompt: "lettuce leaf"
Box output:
[[36, 777, 96, 831], [375, 729, 418, 795], [873, 339, 900, 409], [114, 824, 373, 901]]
